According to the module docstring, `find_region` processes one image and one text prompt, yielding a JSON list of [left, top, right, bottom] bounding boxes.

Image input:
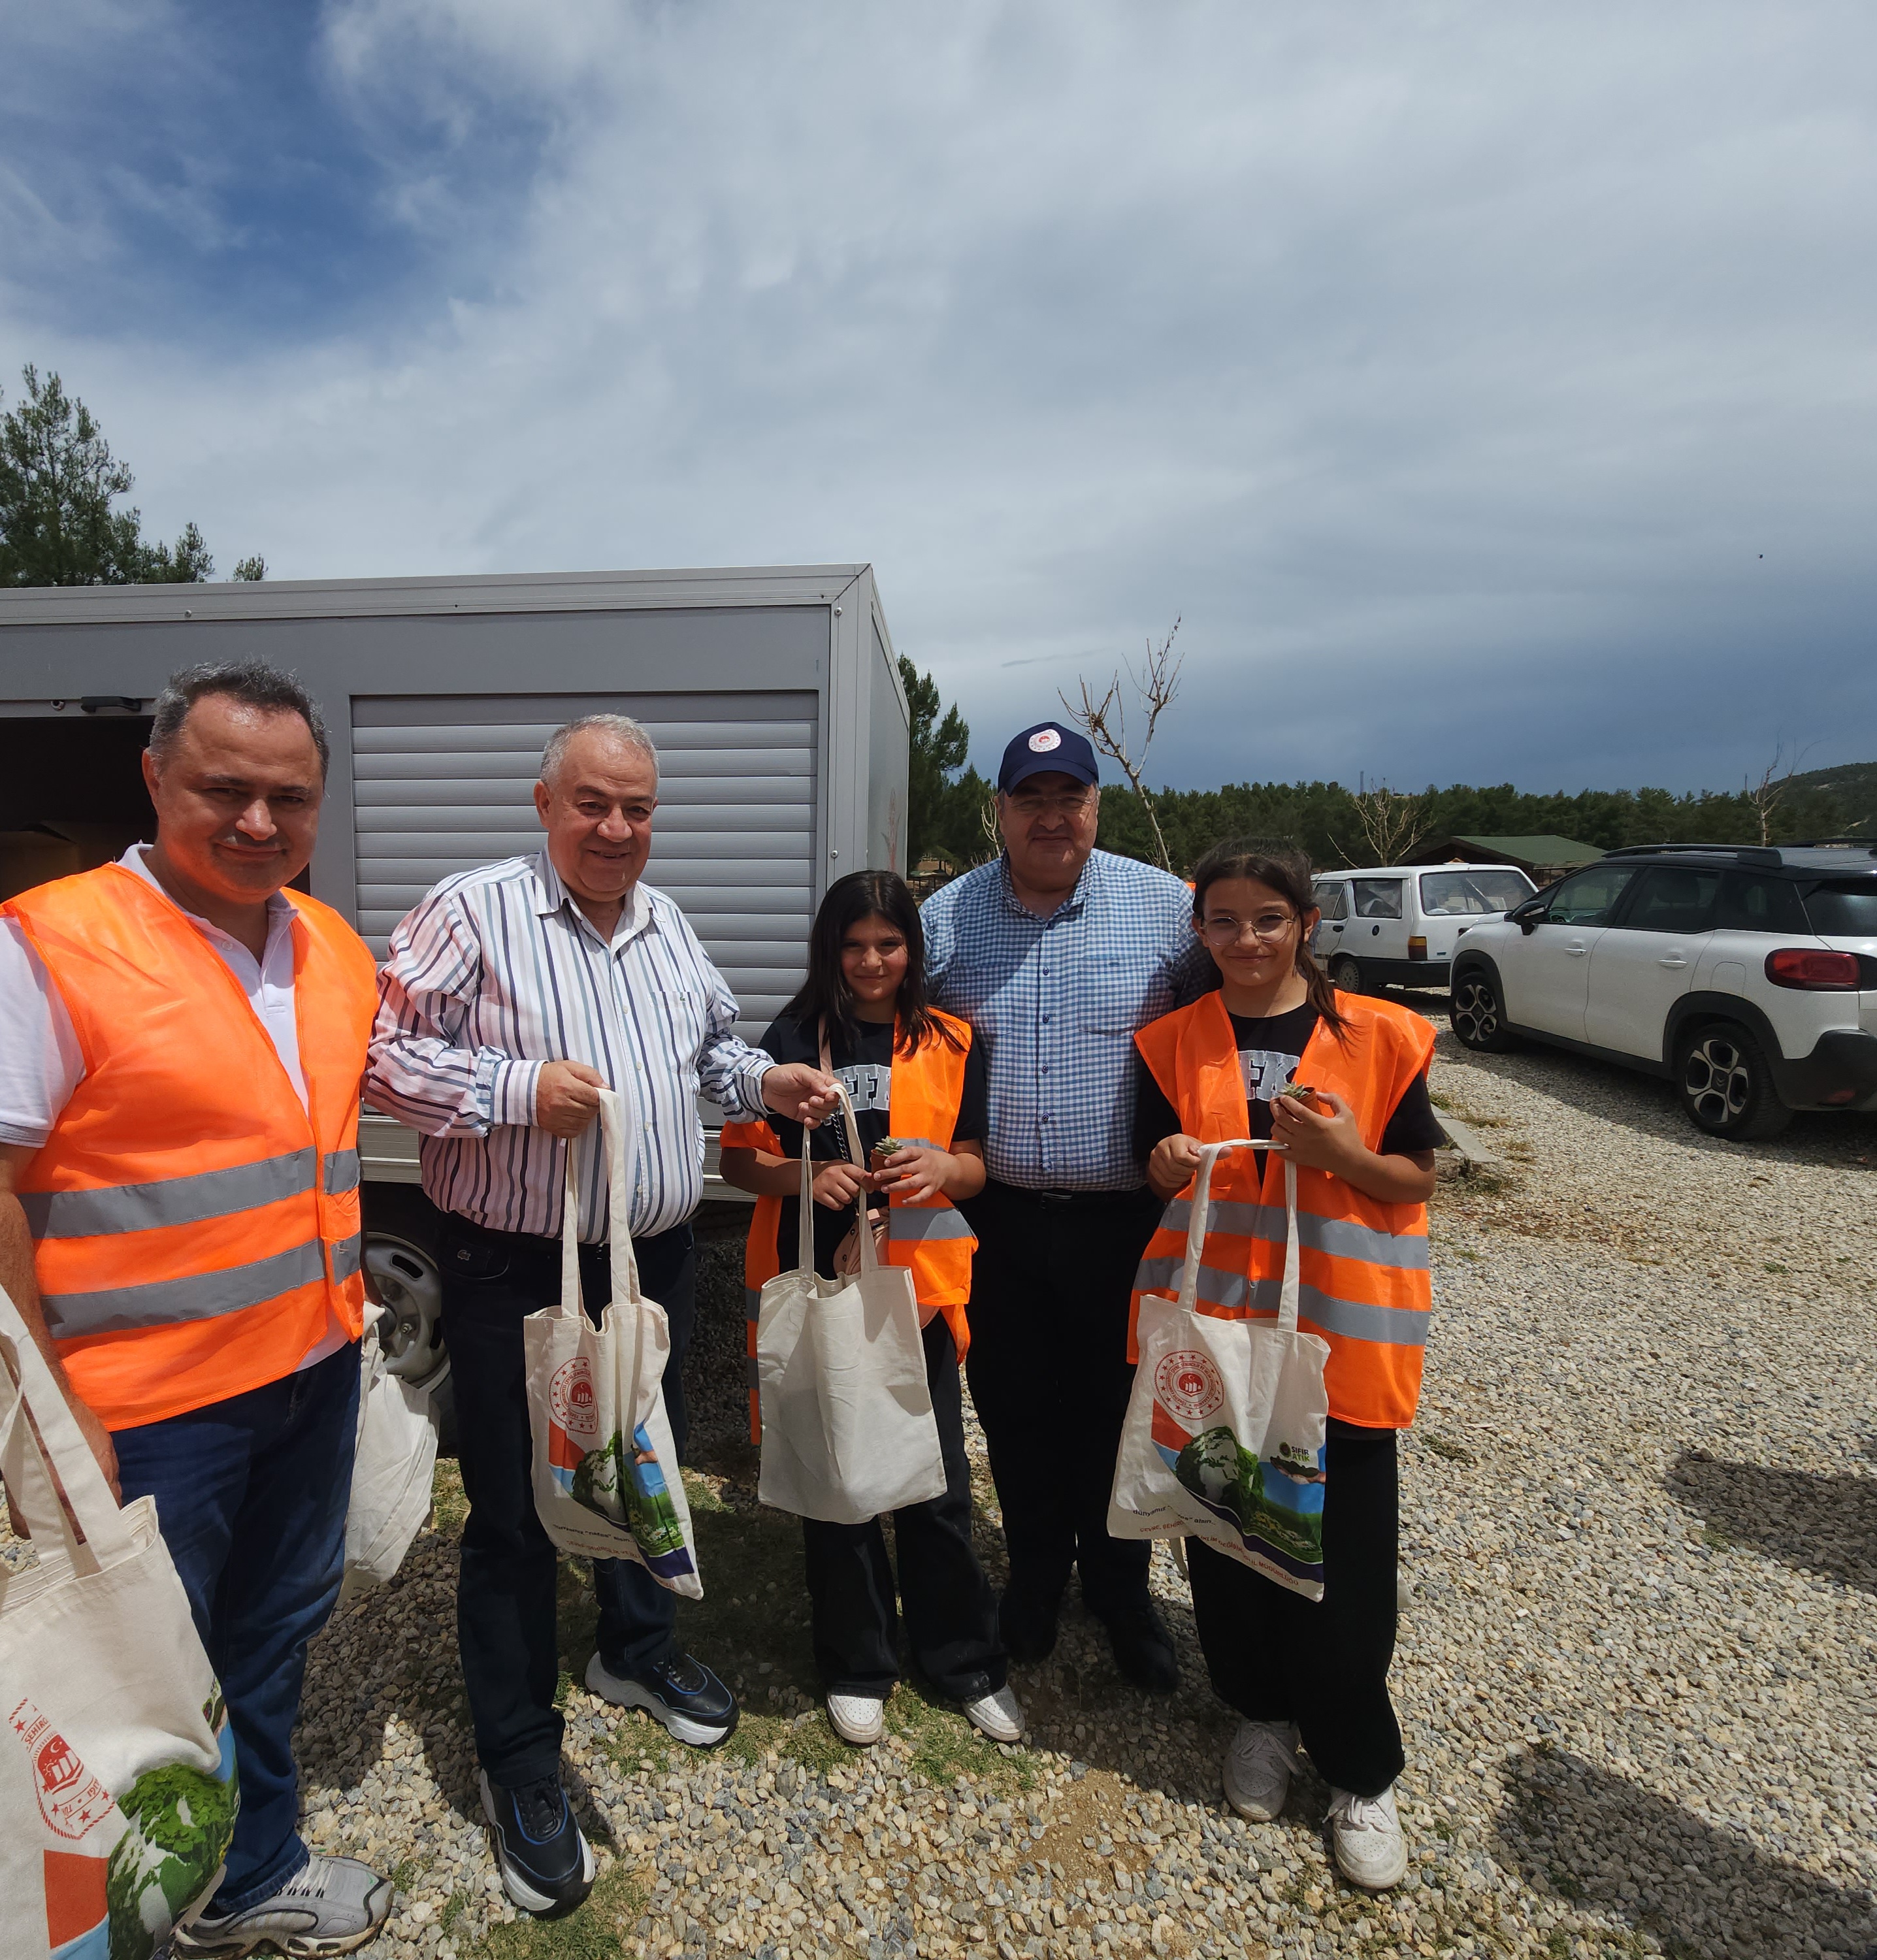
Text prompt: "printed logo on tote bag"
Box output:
[[11, 1691, 239, 1960], [1152, 1351, 1224, 1427]]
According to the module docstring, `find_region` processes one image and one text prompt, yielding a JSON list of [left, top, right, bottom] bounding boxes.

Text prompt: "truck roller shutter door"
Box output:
[[351, 691, 818, 1038]]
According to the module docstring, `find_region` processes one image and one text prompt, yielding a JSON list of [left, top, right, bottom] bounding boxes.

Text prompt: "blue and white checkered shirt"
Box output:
[[922, 850, 1211, 1192]]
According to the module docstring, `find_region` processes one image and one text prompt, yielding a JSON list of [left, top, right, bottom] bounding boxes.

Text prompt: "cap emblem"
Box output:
[[1028, 728, 1062, 753]]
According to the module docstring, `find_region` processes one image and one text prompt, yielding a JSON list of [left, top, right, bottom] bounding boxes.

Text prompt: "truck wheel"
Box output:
[[361, 1189, 457, 1454], [1329, 956, 1367, 996], [1450, 971, 1516, 1053], [1675, 1022, 1792, 1142]]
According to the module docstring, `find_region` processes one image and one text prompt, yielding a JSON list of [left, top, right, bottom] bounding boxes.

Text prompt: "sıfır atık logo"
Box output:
[[1028, 728, 1062, 753], [549, 1357, 598, 1440], [1154, 1351, 1224, 1426]]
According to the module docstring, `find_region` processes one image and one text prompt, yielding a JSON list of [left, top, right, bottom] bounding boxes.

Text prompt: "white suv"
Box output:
[[1448, 844, 1877, 1139], [1310, 863, 1535, 995]]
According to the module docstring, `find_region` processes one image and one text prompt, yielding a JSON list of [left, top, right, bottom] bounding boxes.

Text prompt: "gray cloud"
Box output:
[[4, 0, 1871, 794]]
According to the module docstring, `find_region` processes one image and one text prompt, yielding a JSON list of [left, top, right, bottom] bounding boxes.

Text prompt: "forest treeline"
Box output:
[[899, 657, 1876, 876], [1083, 767, 1876, 876]]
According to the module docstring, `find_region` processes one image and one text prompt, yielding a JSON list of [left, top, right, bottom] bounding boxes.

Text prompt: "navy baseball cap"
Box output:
[[998, 721, 1100, 793]]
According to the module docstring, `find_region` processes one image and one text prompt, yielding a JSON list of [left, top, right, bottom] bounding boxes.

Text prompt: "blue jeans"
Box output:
[[111, 1340, 360, 1913]]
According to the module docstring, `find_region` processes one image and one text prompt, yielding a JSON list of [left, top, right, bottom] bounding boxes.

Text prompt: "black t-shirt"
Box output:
[[756, 1012, 988, 1279], [1133, 1003, 1446, 1161]]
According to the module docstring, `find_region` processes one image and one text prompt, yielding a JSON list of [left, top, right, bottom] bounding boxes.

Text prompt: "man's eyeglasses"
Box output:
[[1200, 911, 1299, 946], [1004, 790, 1095, 819]]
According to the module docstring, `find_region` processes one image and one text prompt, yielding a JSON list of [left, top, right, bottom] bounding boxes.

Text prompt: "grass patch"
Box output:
[[1701, 1526, 1735, 1552], [1764, 1261, 1789, 1275], [463, 1863, 649, 1959], [431, 1459, 469, 1538], [1422, 1432, 1477, 1467]]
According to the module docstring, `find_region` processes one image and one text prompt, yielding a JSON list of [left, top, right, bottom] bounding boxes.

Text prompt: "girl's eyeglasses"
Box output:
[[1200, 911, 1298, 946]]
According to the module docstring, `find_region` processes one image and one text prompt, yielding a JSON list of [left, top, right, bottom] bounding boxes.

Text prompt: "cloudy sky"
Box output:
[[3, 1, 1872, 794]]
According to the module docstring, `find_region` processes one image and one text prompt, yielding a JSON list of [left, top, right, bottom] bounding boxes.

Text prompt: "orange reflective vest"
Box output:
[[6, 864, 380, 1430], [721, 1010, 979, 1443], [1130, 990, 1436, 1429]]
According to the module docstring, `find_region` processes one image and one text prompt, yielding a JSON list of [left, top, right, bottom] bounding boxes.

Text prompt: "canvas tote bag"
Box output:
[[336, 1306, 439, 1609], [522, 1088, 702, 1597], [755, 1083, 947, 1524], [0, 1284, 239, 1960], [1108, 1142, 1333, 1599]]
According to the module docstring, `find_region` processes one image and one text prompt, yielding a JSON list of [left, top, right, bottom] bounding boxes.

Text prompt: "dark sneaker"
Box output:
[[585, 1650, 738, 1748], [1102, 1601, 1179, 1693], [171, 1854, 391, 1956], [480, 1770, 596, 1916], [998, 1586, 1060, 1663]]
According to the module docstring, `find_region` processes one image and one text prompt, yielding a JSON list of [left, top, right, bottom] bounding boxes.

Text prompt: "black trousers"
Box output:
[[1188, 1420, 1403, 1798], [802, 1316, 1005, 1701], [440, 1211, 696, 1788], [960, 1180, 1162, 1620]]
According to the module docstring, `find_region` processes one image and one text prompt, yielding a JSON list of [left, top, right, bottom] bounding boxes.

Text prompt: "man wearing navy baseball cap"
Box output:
[[920, 719, 1209, 1693]]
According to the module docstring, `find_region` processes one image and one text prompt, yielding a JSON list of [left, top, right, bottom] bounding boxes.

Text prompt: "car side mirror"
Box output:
[[1511, 899, 1544, 935]]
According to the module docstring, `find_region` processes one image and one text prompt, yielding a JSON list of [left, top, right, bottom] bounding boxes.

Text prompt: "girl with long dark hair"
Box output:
[[1132, 842, 1444, 1891], [719, 870, 1020, 1748]]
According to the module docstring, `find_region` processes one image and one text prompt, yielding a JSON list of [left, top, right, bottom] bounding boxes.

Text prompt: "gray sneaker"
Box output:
[[171, 1854, 393, 1957]]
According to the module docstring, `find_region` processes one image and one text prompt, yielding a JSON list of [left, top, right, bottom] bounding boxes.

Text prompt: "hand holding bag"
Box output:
[[0, 1284, 239, 1960], [755, 1082, 947, 1524], [1108, 1142, 1332, 1599], [522, 1088, 702, 1597], [817, 1019, 888, 1276]]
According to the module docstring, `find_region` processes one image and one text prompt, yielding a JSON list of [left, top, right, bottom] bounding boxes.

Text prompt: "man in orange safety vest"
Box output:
[[0, 660, 391, 1959]]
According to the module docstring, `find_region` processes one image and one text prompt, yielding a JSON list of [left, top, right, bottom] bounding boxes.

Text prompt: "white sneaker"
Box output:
[[1327, 1783, 1409, 1889], [961, 1684, 1026, 1743], [172, 1854, 393, 1955], [826, 1691, 885, 1745], [1221, 1720, 1299, 1821]]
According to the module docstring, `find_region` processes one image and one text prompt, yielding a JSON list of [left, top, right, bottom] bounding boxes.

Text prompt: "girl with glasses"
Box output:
[[718, 870, 1022, 1751], [1131, 843, 1445, 1891]]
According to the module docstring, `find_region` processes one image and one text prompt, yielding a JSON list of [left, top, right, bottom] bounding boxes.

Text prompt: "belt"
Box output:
[[983, 1179, 1154, 1210], [446, 1213, 602, 1252]]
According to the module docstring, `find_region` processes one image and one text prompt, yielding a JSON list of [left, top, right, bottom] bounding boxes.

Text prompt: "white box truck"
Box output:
[[0, 564, 910, 1421]]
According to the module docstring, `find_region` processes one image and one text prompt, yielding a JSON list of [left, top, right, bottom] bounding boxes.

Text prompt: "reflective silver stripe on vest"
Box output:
[[887, 1207, 974, 1244], [746, 1355, 761, 1390], [745, 1286, 761, 1326], [22, 1147, 318, 1241], [322, 1149, 361, 1196], [329, 1232, 364, 1284], [1132, 1257, 1429, 1348], [1156, 1198, 1428, 1273], [41, 1239, 329, 1339]]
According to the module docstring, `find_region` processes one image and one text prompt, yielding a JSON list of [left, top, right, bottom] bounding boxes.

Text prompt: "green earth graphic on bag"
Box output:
[[1175, 1425, 1325, 1564], [105, 1690, 240, 1960], [570, 1424, 694, 1578]]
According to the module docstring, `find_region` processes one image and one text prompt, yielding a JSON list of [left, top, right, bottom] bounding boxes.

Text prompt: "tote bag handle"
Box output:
[[0, 1284, 137, 1576], [1181, 1141, 1303, 1336], [558, 1086, 644, 1322], [793, 1077, 875, 1277]]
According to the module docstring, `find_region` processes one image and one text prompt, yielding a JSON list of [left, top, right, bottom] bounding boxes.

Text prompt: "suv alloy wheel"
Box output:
[[1450, 970, 1516, 1053], [1674, 1021, 1793, 1142]]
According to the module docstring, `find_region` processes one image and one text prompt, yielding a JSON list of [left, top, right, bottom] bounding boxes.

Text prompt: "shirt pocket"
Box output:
[[1079, 954, 1166, 1036]]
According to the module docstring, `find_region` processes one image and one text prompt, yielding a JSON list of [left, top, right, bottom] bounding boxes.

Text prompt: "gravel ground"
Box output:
[[8, 1017, 1875, 1959]]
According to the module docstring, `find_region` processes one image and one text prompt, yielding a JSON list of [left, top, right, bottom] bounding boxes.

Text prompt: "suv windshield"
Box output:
[[1418, 870, 1533, 916], [1804, 881, 1877, 938]]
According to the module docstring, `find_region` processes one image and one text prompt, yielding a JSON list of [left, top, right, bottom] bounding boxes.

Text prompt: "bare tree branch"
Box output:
[[1060, 616, 1183, 872], [1338, 782, 1429, 868], [1744, 738, 1812, 847]]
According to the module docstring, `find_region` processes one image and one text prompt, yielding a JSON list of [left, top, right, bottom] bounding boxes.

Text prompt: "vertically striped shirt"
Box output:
[[366, 852, 773, 1240]]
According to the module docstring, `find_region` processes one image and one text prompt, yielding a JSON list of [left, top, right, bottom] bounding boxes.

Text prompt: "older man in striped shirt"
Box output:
[[367, 713, 834, 1918]]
